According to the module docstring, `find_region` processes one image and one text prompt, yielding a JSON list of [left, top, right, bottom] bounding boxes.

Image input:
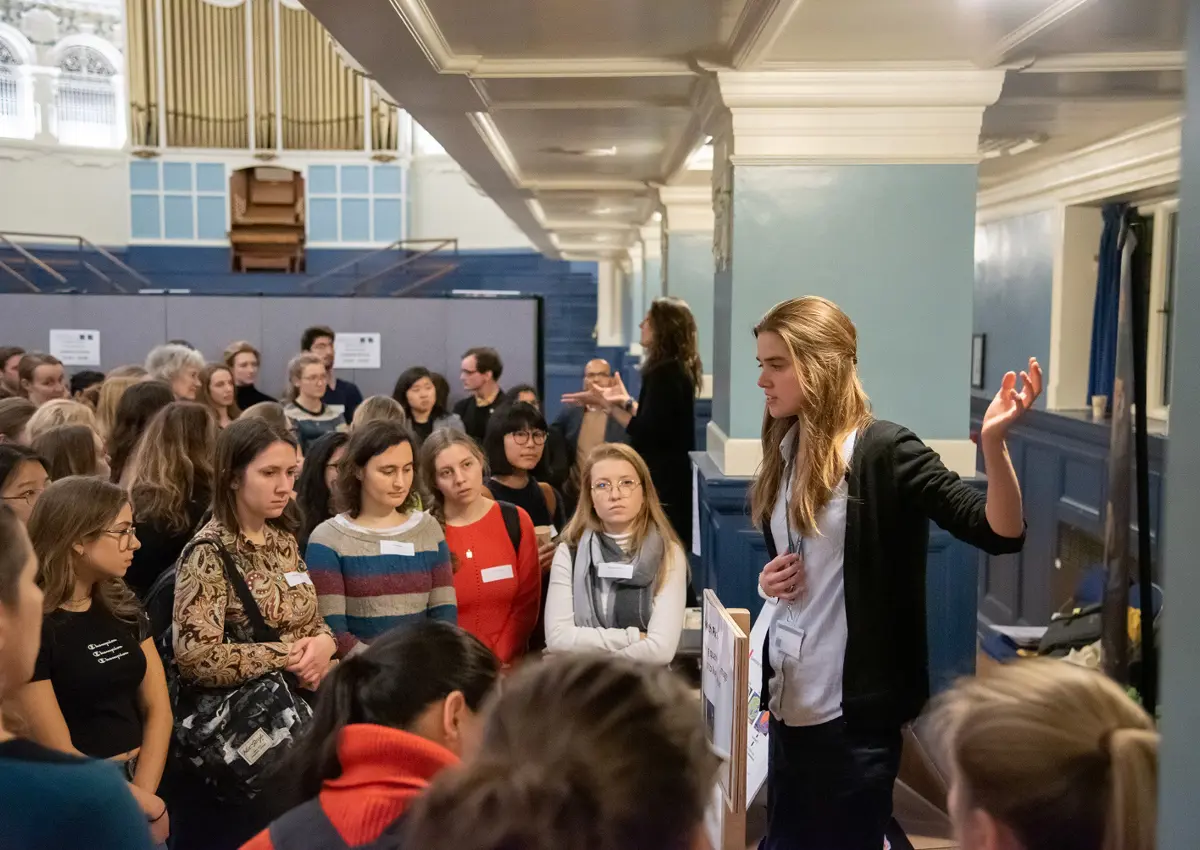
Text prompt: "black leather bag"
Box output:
[[1038, 603, 1103, 658]]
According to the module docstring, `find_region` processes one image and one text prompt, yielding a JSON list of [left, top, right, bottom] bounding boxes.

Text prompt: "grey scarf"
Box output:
[[572, 527, 664, 630]]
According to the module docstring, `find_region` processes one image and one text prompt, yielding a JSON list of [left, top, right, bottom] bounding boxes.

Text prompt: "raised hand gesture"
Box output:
[[981, 357, 1043, 445]]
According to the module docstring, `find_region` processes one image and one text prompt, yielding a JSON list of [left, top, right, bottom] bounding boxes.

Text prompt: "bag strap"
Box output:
[[200, 537, 282, 645], [538, 482, 557, 519], [498, 501, 522, 557], [267, 799, 349, 850]]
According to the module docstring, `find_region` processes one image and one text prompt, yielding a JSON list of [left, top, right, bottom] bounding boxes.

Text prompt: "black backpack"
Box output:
[[268, 799, 408, 850], [496, 500, 522, 557]]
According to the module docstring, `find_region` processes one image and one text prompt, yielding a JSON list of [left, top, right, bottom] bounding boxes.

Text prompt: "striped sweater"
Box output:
[[305, 511, 456, 657]]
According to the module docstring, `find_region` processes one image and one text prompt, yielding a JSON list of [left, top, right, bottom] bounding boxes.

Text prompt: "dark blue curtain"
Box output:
[[1088, 203, 1129, 404]]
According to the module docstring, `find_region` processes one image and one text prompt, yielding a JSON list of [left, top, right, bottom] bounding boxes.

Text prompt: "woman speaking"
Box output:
[[751, 297, 1039, 850]]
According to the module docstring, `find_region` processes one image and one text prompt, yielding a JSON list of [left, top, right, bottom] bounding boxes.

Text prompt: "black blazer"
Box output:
[[762, 420, 1025, 730], [626, 360, 696, 549]]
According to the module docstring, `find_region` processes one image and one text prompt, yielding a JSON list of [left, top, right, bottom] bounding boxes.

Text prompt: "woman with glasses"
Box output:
[[0, 444, 50, 525], [283, 353, 348, 455], [419, 429, 540, 667], [11, 476, 173, 845], [544, 443, 686, 665], [484, 402, 566, 554]]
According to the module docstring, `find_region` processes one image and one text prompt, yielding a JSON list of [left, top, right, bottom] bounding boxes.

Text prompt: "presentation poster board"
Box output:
[[702, 590, 749, 850], [746, 602, 775, 803]]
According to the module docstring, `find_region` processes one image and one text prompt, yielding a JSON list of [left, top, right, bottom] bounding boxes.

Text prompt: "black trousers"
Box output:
[[763, 715, 902, 850]]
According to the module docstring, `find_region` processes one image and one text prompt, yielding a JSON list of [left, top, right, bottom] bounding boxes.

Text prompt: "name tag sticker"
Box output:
[[284, 571, 312, 587], [381, 540, 416, 556], [774, 622, 805, 660], [597, 562, 634, 580], [480, 565, 515, 583]]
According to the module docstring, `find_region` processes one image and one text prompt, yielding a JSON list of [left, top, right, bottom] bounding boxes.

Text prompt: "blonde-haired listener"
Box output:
[[350, 394, 407, 429], [543, 442, 686, 665], [750, 296, 1040, 849], [25, 399, 99, 443], [937, 659, 1157, 850]]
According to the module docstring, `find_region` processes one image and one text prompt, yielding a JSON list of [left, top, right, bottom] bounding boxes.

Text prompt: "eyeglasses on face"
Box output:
[[509, 429, 546, 446], [591, 478, 641, 497], [101, 526, 139, 550], [1, 487, 45, 507]]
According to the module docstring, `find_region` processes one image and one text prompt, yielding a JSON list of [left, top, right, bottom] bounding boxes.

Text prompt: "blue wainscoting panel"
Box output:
[[373, 164, 403, 195], [309, 165, 338, 195], [196, 196, 226, 240], [341, 165, 370, 195], [130, 195, 161, 239], [196, 163, 225, 193], [373, 198, 402, 243], [163, 162, 193, 192], [130, 160, 159, 191], [341, 198, 370, 242], [163, 196, 194, 240], [309, 198, 338, 242]]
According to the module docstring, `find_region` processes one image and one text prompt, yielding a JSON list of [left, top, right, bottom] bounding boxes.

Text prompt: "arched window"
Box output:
[[54, 42, 124, 148], [0, 30, 36, 140]]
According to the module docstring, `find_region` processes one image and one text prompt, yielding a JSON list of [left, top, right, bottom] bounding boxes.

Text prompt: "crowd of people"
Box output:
[[0, 297, 1162, 850]]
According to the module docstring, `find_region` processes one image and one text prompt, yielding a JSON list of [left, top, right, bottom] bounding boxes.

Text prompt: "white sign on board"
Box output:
[[49, 330, 101, 366], [702, 594, 736, 797], [745, 601, 778, 803], [334, 333, 381, 369]]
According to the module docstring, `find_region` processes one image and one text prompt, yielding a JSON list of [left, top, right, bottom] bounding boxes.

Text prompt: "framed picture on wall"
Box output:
[[971, 333, 987, 390]]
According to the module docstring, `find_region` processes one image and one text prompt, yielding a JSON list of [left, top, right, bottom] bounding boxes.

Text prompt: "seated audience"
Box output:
[[551, 359, 629, 505], [453, 347, 504, 443], [18, 353, 67, 407], [283, 353, 347, 454], [170, 417, 335, 850], [25, 398, 99, 443], [544, 443, 686, 665], [224, 341, 275, 409], [0, 396, 36, 444], [145, 343, 204, 401], [392, 366, 463, 447], [403, 654, 718, 850], [294, 431, 349, 551], [502, 385, 570, 494], [0, 504, 155, 850], [351, 394, 407, 429], [199, 363, 241, 428], [32, 424, 110, 480], [937, 658, 1157, 850], [0, 345, 25, 394], [14, 477, 171, 844], [107, 380, 174, 486], [302, 325, 363, 423], [419, 429, 539, 667], [95, 367, 147, 441], [125, 402, 217, 598], [0, 444, 49, 524], [306, 421, 455, 658], [70, 370, 106, 402], [244, 621, 500, 850]]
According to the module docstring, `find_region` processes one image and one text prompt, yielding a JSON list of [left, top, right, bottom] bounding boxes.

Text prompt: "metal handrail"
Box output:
[[81, 237, 153, 291], [389, 262, 460, 297], [353, 238, 459, 295], [0, 234, 67, 285], [0, 258, 37, 292], [301, 238, 459, 290]]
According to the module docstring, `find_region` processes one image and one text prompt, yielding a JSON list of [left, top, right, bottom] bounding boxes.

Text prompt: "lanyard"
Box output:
[[781, 462, 807, 614]]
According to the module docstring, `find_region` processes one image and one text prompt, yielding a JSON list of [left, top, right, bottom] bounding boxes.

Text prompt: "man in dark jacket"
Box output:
[[551, 359, 629, 507]]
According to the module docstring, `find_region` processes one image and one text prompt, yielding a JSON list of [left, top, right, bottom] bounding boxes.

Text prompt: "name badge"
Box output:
[[774, 621, 805, 660], [380, 540, 415, 556], [480, 564, 515, 583], [284, 571, 312, 587], [597, 561, 634, 580]]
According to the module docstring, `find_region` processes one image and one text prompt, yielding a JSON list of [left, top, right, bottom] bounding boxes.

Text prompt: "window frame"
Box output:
[[1140, 198, 1179, 421]]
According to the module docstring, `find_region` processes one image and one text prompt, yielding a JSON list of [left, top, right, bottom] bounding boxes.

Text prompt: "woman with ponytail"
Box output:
[[243, 621, 499, 850], [937, 659, 1158, 850], [403, 654, 719, 850]]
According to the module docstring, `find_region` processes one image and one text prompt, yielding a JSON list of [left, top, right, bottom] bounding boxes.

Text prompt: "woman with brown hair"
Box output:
[[937, 659, 1157, 850], [198, 363, 241, 429], [0, 396, 36, 444], [562, 296, 701, 553], [108, 381, 175, 486], [125, 402, 218, 598], [95, 367, 147, 441], [31, 424, 109, 480], [403, 654, 719, 850], [748, 296, 1037, 850], [544, 443, 685, 665], [224, 340, 275, 410], [11, 477, 172, 844], [17, 353, 67, 407]]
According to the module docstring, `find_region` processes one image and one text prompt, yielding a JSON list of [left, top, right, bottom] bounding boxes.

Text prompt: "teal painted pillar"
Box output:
[[661, 186, 715, 382], [706, 67, 1006, 476]]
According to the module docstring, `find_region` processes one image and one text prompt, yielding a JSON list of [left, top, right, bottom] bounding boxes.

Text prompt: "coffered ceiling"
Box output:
[[302, 0, 1185, 259]]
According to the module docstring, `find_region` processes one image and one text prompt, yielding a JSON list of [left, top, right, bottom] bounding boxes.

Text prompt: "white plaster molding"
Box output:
[[923, 440, 978, 479], [388, 0, 477, 73], [706, 420, 763, 478], [727, 0, 806, 69], [48, 32, 124, 72], [1021, 51, 1185, 74], [662, 76, 721, 184], [660, 185, 714, 233], [470, 57, 693, 78], [640, 222, 663, 260], [700, 374, 714, 400], [986, 0, 1099, 66], [0, 22, 37, 65], [467, 112, 522, 187], [523, 178, 648, 191], [976, 116, 1182, 223], [715, 65, 1005, 164]]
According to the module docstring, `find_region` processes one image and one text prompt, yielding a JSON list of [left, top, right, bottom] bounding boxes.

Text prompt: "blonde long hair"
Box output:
[[25, 399, 98, 443], [749, 297, 872, 536], [936, 659, 1157, 850], [96, 373, 142, 440], [562, 443, 680, 591]]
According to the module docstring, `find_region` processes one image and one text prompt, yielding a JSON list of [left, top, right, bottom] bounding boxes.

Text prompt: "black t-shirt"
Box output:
[[486, 477, 565, 532], [127, 489, 210, 599], [235, 384, 275, 410], [453, 392, 503, 443], [411, 417, 435, 445], [32, 604, 149, 758]]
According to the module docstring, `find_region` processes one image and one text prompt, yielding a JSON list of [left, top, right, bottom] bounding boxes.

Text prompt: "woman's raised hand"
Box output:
[[981, 357, 1043, 445]]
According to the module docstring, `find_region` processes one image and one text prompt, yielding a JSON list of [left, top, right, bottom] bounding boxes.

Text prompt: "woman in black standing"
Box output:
[[562, 297, 701, 555]]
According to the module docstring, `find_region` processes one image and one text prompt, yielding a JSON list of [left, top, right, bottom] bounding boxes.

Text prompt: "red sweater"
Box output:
[[445, 501, 541, 664], [242, 724, 458, 850]]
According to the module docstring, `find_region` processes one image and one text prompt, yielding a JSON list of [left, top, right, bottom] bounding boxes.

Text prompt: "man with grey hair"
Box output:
[[145, 343, 204, 400]]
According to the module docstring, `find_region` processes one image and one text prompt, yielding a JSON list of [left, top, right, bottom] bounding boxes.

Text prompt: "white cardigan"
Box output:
[[543, 535, 687, 665]]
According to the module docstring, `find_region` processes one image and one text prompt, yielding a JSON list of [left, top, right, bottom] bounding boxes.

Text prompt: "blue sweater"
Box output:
[[0, 738, 154, 849]]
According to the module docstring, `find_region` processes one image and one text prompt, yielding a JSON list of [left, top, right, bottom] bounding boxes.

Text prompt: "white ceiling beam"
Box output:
[[487, 99, 693, 111], [1020, 51, 1186, 74], [468, 57, 694, 78], [727, 0, 807, 69], [984, 0, 1099, 66]]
